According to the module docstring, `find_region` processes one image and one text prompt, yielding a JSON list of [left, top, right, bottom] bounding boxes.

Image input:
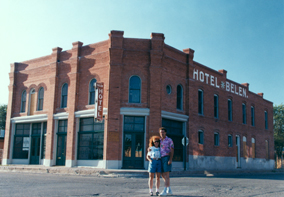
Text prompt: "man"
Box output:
[[159, 127, 174, 196]]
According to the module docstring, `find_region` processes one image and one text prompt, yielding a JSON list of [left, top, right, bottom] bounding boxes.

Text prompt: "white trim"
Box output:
[[120, 107, 150, 116], [53, 112, 69, 120], [74, 108, 108, 118], [161, 110, 188, 122], [11, 114, 48, 123]]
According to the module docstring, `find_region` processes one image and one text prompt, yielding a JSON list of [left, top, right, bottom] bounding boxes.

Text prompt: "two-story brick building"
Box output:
[[2, 31, 274, 170]]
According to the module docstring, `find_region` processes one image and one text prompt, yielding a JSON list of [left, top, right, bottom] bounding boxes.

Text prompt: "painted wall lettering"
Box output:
[[193, 69, 248, 98]]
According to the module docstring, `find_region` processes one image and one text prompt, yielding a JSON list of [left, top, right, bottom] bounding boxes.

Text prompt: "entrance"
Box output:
[[56, 119, 68, 166], [236, 135, 241, 168], [30, 123, 41, 164], [123, 116, 145, 169], [56, 134, 67, 165]]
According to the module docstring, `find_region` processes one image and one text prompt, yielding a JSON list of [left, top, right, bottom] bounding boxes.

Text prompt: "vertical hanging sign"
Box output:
[[94, 82, 104, 122]]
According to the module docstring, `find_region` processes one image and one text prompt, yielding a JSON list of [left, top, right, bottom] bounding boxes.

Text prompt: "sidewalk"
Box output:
[[1, 165, 283, 177]]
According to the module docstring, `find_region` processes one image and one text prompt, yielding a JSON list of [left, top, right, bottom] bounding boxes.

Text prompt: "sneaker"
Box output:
[[159, 190, 167, 196], [167, 188, 173, 195], [156, 191, 159, 196], [150, 191, 153, 196]]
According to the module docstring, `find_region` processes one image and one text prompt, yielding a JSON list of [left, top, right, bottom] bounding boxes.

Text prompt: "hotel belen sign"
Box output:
[[193, 69, 248, 98]]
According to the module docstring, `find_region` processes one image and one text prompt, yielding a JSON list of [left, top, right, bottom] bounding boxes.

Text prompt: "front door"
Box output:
[[30, 136, 40, 164], [30, 123, 41, 164], [236, 135, 241, 168], [123, 116, 145, 169], [56, 134, 67, 166]]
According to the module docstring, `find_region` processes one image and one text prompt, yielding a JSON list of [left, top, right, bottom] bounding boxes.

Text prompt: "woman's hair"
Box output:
[[149, 135, 160, 147]]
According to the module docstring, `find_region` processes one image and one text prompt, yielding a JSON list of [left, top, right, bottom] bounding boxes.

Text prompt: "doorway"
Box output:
[[123, 116, 145, 169], [30, 123, 41, 164], [236, 135, 241, 168], [56, 134, 67, 165], [56, 120, 68, 166]]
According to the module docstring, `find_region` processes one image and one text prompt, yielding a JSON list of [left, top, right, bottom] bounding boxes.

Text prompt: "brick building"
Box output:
[[2, 31, 274, 170]]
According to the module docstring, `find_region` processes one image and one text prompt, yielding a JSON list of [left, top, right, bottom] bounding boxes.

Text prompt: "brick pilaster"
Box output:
[[45, 47, 62, 166], [148, 33, 165, 136], [66, 41, 83, 166], [2, 63, 16, 164], [106, 31, 124, 161]]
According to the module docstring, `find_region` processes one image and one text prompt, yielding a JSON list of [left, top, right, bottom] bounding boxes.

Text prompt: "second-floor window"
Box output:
[[129, 76, 141, 103], [37, 87, 44, 111], [251, 106, 255, 126], [61, 83, 68, 108], [20, 90, 26, 113], [242, 103, 246, 124], [198, 89, 204, 115], [177, 85, 183, 110], [228, 99, 232, 121], [265, 111, 268, 129], [214, 94, 219, 118], [89, 78, 97, 105]]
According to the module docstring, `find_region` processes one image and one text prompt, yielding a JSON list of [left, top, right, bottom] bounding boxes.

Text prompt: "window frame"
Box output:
[[20, 90, 26, 113], [61, 83, 68, 108], [198, 130, 204, 145], [214, 94, 219, 119], [242, 103, 246, 124], [88, 78, 97, 105], [228, 99, 232, 121], [214, 132, 219, 146], [129, 76, 141, 103], [198, 89, 204, 115], [177, 84, 183, 110], [77, 117, 104, 160], [228, 134, 232, 147], [265, 111, 268, 129], [251, 106, 255, 126], [37, 87, 44, 111]]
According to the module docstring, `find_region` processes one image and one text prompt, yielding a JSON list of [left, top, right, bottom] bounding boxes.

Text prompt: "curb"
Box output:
[[1, 165, 283, 177]]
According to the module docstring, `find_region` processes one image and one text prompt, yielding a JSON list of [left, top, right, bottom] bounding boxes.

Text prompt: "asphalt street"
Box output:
[[1, 172, 284, 197]]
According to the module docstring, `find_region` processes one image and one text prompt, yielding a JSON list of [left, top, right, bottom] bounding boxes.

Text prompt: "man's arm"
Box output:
[[168, 147, 174, 165]]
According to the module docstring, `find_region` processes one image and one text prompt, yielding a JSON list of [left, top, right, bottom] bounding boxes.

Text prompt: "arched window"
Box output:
[[242, 103, 246, 124], [214, 94, 219, 118], [251, 106, 255, 126], [177, 85, 183, 110], [228, 99, 232, 121], [198, 89, 203, 115], [29, 89, 36, 115], [61, 83, 68, 108], [129, 76, 141, 103], [37, 87, 44, 111], [89, 78, 97, 105], [265, 111, 268, 129], [20, 90, 26, 113]]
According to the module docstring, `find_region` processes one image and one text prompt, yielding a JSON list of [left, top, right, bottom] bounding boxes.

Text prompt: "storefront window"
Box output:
[[77, 117, 104, 160], [13, 123, 30, 159]]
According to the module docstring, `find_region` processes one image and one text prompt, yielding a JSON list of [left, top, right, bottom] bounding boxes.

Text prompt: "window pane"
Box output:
[[79, 133, 92, 146], [129, 76, 141, 103], [198, 90, 203, 114]]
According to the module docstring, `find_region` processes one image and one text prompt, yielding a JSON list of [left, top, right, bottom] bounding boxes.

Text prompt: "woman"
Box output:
[[147, 136, 162, 196]]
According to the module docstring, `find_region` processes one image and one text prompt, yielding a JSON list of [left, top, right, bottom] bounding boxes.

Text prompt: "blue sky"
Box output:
[[0, 0, 283, 105]]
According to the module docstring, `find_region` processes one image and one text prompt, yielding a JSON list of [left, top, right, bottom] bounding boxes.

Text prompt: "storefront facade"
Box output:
[[2, 31, 274, 170]]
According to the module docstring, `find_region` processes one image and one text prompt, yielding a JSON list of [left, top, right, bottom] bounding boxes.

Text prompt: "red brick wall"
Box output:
[[3, 30, 274, 164]]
